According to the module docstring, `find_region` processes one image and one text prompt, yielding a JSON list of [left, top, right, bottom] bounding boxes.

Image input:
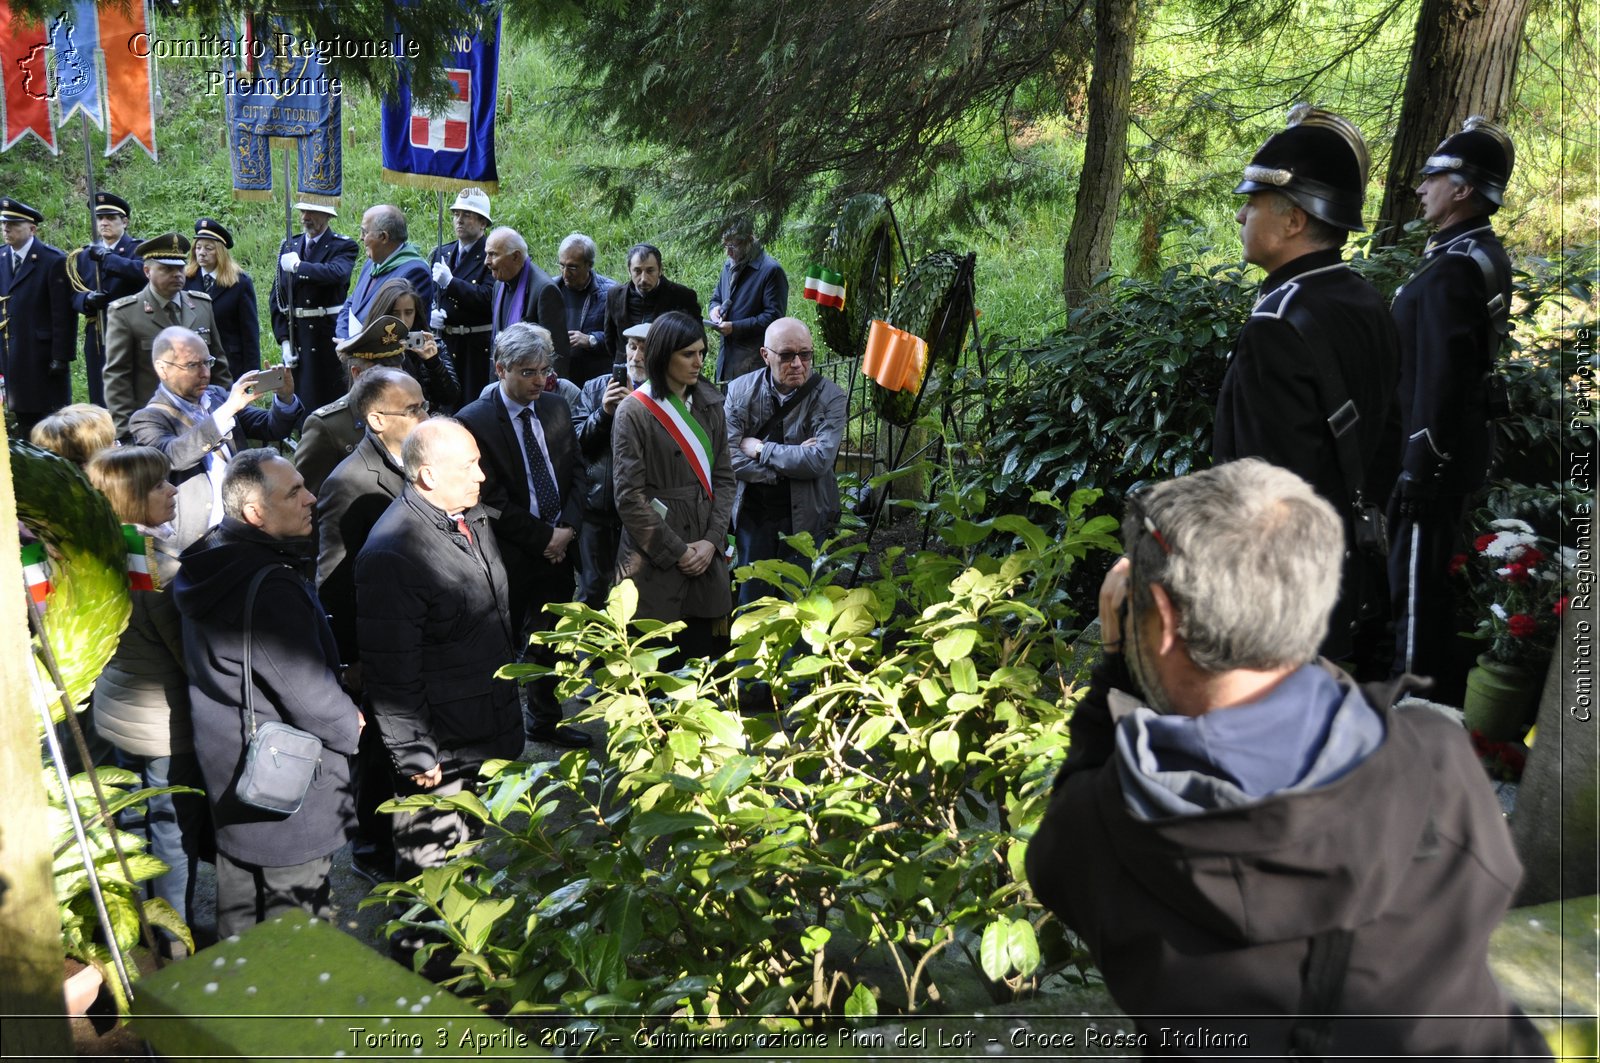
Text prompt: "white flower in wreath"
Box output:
[[1483, 531, 1538, 559], [1490, 518, 1535, 534], [1561, 546, 1581, 571], [1491, 602, 1508, 620]]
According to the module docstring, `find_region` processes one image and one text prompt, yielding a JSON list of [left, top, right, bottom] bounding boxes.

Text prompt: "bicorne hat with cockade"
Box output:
[[1234, 104, 1371, 233], [1420, 116, 1514, 208]]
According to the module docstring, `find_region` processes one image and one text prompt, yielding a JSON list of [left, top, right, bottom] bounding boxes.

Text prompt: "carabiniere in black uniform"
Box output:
[[1388, 117, 1515, 695], [1214, 106, 1400, 668]]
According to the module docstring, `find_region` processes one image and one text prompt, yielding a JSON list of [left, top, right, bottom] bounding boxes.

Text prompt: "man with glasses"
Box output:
[[709, 218, 788, 382], [1025, 458, 1547, 1057], [726, 317, 846, 607], [294, 316, 412, 495], [457, 322, 591, 749], [105, 232, 233, 440], [316, 362, 429, 885], [428, 188, 496, 399], [553, 232, 616, 385], [129, 326, 302, 549]]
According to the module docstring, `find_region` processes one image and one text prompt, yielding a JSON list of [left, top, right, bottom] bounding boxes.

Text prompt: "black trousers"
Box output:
[[1389, 491, 1472, 701], [214, 850, 334, 939]]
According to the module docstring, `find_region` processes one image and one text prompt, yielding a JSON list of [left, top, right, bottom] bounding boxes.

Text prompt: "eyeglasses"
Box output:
[[1126, 483, 1173, 556], [557, 261, 587, 272], [766, 348, 815, 364], [160, 356, 215, 372], [511, 365, 553, 380], [375, 401, 429, 419]]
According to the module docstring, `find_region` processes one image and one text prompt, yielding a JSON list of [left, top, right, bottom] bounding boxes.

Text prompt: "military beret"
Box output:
[[194, 218, 234, 248], [1235, 104, 1371, 233], [134, 232, 191, 266], [336, 315, 408, 362], [0, 198, 43, 224], [94, 192, 131, 218], [1421, 116, 1514, 207]]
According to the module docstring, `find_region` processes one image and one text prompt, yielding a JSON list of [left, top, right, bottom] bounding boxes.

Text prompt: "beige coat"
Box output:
[[612, 378, 735, 623]]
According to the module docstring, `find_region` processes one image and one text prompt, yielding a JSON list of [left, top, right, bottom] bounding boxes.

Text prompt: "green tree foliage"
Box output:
[[550, 0, 1092, 235]]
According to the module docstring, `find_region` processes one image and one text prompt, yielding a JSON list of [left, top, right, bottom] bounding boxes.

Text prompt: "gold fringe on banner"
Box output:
[[381, 168, 500, 195], [268, 137, 298, 151], [232, 189, 274, 202]]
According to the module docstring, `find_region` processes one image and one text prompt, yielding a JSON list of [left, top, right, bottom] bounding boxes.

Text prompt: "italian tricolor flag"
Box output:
[[124, 525, 157, 592], [802, 265, 846, 310], [21, 542, 51, 607]]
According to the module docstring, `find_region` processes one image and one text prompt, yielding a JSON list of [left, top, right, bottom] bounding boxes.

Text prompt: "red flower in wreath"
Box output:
[[1518, 546, 1545, 567], [1503, 562, 1531, 584], [1447, 553, 1468, 577], [1508, 613, 1537, 638], [1555, 596, 1569, 617], [1474, 533, 1497, 553]]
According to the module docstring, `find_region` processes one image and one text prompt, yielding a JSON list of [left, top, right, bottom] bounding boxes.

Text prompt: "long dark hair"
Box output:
[[642, 311, 707, 396]]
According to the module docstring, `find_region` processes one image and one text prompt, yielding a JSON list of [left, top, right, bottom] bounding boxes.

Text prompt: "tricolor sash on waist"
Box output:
[[634, 384, 714, 500]]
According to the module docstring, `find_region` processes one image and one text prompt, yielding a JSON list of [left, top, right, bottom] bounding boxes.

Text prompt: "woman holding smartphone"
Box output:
[[367, 278, 462, 414], [611, 311, 735, 665]]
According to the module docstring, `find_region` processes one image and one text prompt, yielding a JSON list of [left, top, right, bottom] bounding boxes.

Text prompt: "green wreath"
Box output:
[[817, 193, 895, 362], [875, 250, 972, 426], [12, 438, 131, 711]]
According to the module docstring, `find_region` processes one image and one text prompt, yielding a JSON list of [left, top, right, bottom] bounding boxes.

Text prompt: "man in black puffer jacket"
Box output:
[[174, 449, 360, 938]]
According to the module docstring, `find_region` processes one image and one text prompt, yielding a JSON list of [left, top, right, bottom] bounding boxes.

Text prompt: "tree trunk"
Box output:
[[1062, 0, 1137, 304], [1376, 0, 1532, 242]]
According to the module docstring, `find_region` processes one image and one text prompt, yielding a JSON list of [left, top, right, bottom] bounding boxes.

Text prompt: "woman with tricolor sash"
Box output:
[[86, 445, 207, 950], [612, 311, 736, 665]]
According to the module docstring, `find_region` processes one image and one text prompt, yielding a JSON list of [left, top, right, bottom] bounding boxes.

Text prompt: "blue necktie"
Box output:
[[517, 407, 561, 521]]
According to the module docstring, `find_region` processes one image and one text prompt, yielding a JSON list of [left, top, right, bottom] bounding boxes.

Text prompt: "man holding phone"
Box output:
[[129, 326, 304, 549], [572, 321, 651, 608]]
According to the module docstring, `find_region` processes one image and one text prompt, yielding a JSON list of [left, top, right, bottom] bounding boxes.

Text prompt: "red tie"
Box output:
[[455, 516, 473, 544]]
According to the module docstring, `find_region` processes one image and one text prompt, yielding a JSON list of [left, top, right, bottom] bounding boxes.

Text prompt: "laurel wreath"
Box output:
[[816, 193, 895, 362], [876, 249, 971, 426]]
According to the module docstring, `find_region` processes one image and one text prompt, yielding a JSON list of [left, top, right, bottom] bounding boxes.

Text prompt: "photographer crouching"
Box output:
[[1025, 458, 1548, 1058]]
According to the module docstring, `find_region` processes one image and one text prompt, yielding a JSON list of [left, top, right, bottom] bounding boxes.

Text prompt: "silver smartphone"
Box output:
[[252, 366, 286, 392]]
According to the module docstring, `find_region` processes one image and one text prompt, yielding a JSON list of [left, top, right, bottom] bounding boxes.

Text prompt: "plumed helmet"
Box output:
[[1234, 104, 1372, 232], [1420, 116, 1514, 207]]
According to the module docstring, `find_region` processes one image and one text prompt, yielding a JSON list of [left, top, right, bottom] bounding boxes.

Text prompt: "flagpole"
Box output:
[[436, 190, 446, 248], [80, 114, 98, 240]]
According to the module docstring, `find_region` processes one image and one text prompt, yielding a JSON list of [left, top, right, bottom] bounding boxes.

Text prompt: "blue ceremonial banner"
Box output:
[[380, 11, 499, 193], [221, 17, 343, 203], [51, 0, 103, 129]]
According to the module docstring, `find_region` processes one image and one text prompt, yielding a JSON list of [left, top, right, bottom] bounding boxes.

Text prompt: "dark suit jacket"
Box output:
[[185, 271, 261, 379], [0, 239, 76, 413], [72, 233, 144, 402], [356, 490, 522, 777], [270, 229, 358, 344], [491, 262, 571, 373], [429, 239, 493, 326], [103, 285, 232, 439], [602, 278, 700, 362], [316, 432, 407, 664], [457, 387, 586, 628], [128, 385, 304, 549]]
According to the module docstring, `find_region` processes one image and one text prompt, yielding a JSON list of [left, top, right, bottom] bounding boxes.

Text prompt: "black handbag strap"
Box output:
[[751, 371, 823, 442], [239, 564, 286, 743], [1282, 299, 1370, 511]]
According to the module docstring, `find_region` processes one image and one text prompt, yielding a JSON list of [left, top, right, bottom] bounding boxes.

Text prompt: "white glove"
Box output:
[[279, 251, 301, 273], [432, 260, 453, 287], [429, 307, 448, 330], [280, 340, 299, 368]]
